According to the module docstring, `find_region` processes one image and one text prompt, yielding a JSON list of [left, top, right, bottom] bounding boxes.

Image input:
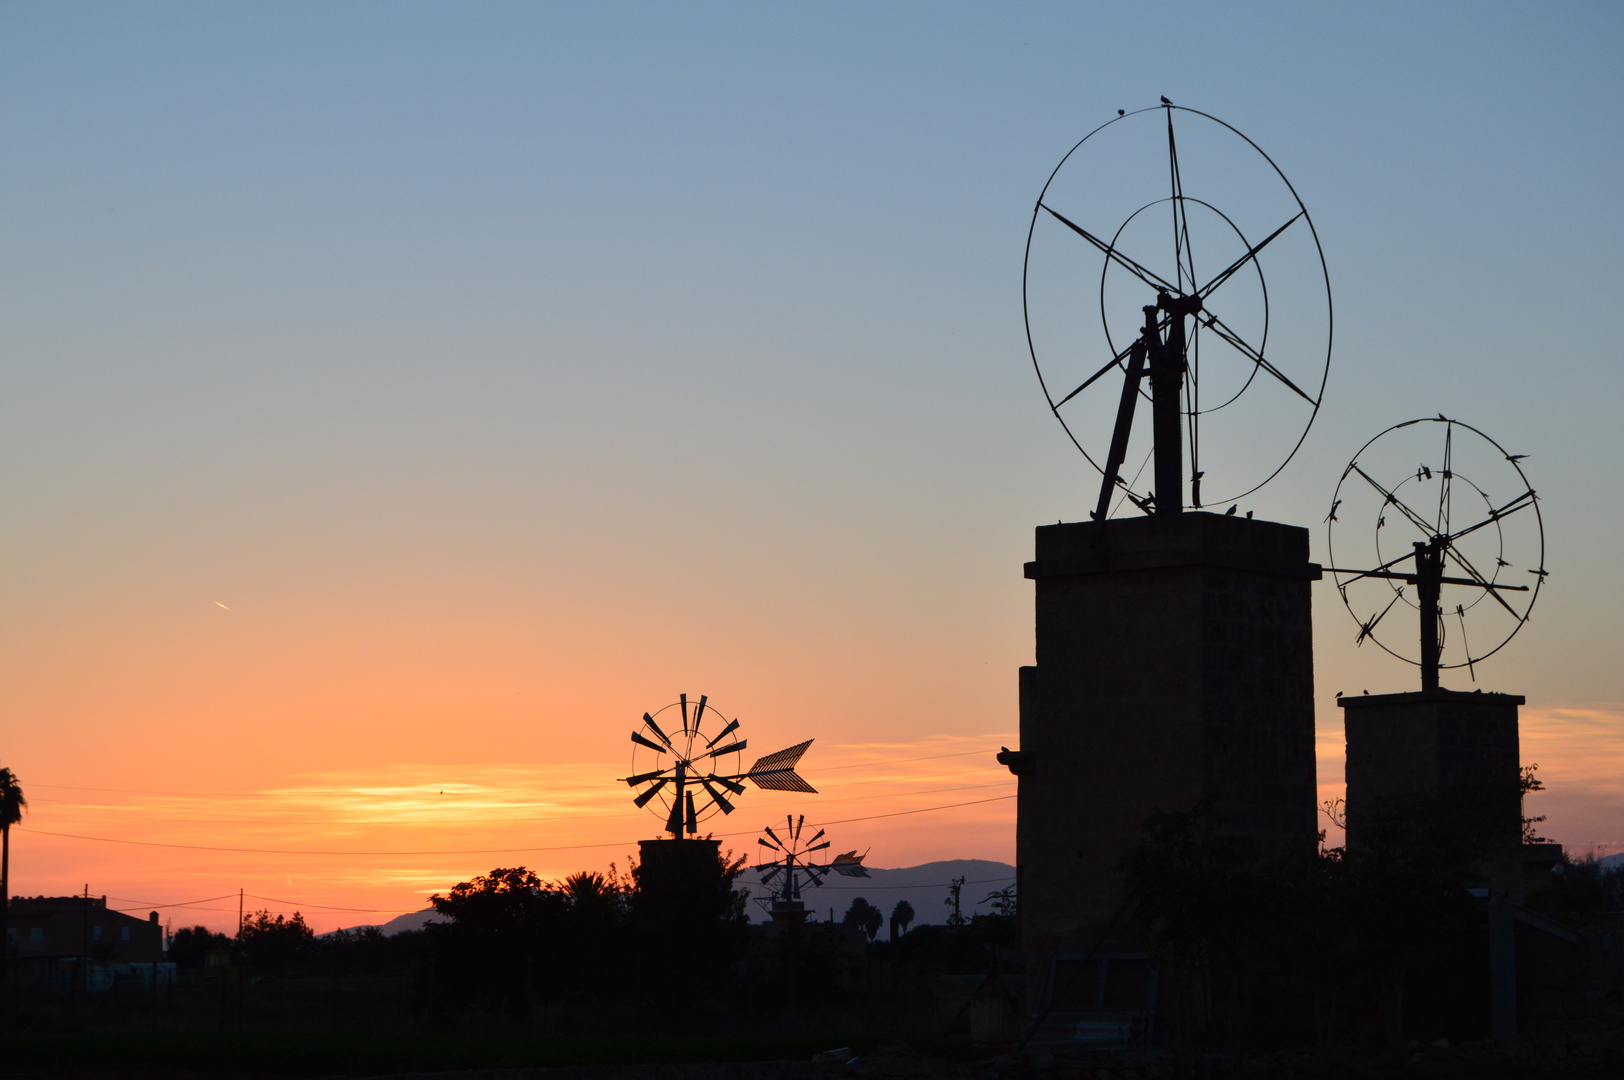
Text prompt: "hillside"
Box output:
[[742, 858, 1014, 929]]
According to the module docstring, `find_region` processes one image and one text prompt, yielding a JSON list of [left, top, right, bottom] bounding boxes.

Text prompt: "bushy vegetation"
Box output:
[[1549, 851, 1624, 915], [1114, 771, 1544, 1052]]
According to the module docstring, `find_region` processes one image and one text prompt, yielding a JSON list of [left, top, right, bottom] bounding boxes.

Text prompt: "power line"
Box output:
[[18, 794, 1014, 857], [114, 876, 1017, 922], [786, 875, 1015, 892], [30, 778, 1015, 827], [244, 893, 422, 914], [22, 747, 1007, 801], [816, 748, 999, 771], [106, 893, 237, 910]]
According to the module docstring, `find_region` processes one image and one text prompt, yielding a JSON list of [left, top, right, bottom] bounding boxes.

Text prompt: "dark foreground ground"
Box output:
[[1, 1028, 1623, 1080]]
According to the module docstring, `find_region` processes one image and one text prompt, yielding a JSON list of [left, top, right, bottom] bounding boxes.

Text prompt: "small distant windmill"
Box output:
[[621, 694, 817, 839], [755, 815, 868, 923]]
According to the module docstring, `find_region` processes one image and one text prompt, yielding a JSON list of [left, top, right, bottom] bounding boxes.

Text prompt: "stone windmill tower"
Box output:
[[1004, 102, 1329, 967]]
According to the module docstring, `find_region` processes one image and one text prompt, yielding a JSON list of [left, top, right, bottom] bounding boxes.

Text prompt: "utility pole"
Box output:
[[237, 889, 244, 938], [72, 883, 88, 1030]]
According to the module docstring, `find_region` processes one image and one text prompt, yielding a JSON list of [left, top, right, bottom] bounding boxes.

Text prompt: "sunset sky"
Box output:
[[3, 3, 1621, 933]]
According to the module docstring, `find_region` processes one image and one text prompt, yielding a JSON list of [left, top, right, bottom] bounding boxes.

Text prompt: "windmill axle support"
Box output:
[[1150, 294, 1198, 518], [1093, 293, 1199, 521], [1415, 540, 1444, 692]]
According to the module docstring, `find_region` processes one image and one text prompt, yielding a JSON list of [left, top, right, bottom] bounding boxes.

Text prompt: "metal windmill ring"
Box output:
[[1023, 102, 1332, 513], [1326, 416, 1546, 684]]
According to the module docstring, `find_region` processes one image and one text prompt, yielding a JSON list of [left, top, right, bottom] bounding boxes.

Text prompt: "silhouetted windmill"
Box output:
[[621, 694, 816, 839], [754, 814, 868, 923]]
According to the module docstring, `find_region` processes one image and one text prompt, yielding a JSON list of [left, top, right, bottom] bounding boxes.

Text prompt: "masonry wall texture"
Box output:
[[1340, 688, 1525, 896], [1015, 512, 1321, 957]]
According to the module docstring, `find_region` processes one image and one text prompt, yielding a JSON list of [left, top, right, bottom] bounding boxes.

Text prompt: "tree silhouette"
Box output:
[[238, 909, 315, 969], [842, 897, 883, 941], [0, 768, 25, 1027], [430, 866, 568, 1016], [982, 884, 1017, 918], [168, 925, 234, 971], [890, 899, 914, 940], [944, 876, 967, 927]]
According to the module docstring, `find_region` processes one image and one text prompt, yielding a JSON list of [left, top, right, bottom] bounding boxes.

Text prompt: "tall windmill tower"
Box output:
[[1005, 103, 1328, 965]]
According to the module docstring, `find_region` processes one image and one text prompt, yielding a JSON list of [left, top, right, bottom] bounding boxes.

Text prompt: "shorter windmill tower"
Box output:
[[1324, 417, 1549, 897]]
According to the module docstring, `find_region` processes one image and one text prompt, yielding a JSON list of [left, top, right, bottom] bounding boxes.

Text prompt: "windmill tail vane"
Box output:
[[829, 849, 871, 878], [744, 739, 818, 793]]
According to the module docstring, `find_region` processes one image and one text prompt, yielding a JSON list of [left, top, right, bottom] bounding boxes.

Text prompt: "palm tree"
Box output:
[[0, 767, 25, 1026], [890, 899, 914, 941]]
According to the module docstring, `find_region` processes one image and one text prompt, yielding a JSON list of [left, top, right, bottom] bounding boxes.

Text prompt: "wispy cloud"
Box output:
[[19, 733, 1016, 930]]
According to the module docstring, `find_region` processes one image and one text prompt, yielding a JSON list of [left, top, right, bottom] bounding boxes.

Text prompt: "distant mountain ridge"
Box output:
[[742, 858, 1015, 928], [340, 859, 1015, 937]]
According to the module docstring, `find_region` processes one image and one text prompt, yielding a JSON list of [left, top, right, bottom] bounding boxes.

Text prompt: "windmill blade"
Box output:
[[807, 828, 826, 844], [633, 778, 669, 808], [1355, 590, 1405, 646], [804, 865, 825, 887], [830, 850, 870, 878], [632, 731, 669, 754], [692, 694, 708, 732], [680, 693, 689, 734], [624, 769, 670, 786], [685, 791, 697, 833], [806, 840, 831, 853], [795, 814, 805, 840], [665, 794, 684, 835], [757, 836, 781, 850], [745, 740, 817, 792], [764, 825, 785, 848], [699, 777, 735, 814], [704, 718, 741, 749], [707, 739, 748, 759], [707, 773, 746, 796], [642, 712, 674, 747], [758, 865, 782, 884]]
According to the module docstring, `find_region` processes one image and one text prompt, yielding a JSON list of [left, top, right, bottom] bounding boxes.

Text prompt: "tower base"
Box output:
[[1014, 512, 1321, 957], [1339, 688, 1527, 898]]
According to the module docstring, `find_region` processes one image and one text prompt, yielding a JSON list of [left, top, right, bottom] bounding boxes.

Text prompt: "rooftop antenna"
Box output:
[[1023, 101, 1332, 519]]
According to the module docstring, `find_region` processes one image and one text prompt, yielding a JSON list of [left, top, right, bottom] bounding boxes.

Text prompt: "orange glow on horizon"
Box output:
[[10, 733, 1016, 934]]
